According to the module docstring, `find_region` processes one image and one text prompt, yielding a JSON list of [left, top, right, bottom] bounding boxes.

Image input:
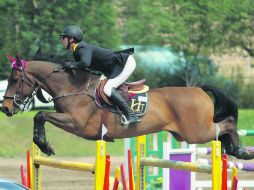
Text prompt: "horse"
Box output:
[[2, 55, 254, 160]]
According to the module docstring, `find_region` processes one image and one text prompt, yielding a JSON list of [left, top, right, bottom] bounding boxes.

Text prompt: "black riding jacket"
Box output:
[[72, 41, 134, 78]]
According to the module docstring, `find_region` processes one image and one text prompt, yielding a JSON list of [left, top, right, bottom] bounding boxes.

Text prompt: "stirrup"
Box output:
[[120, 115, 140, 129], [121, 115, 130, 129]]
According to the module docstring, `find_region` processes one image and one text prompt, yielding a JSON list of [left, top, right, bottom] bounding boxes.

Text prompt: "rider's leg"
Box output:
[[104, 55, 139, 125], [104, 55, 136, 96]]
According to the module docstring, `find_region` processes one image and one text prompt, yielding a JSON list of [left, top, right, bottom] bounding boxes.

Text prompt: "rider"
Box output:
[[59, 25, 139, 126]]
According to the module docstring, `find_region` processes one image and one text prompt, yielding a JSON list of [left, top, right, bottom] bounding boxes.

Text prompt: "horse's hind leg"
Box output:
[[218, 116, 254, 160]]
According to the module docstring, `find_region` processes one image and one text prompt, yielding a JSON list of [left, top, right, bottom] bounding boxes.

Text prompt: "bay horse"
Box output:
[[2, 55, 254, 160]]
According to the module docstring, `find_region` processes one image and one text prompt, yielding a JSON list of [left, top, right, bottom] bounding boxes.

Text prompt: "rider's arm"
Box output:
[[64, 46, 93, 70], [74, 46, 93, 67]]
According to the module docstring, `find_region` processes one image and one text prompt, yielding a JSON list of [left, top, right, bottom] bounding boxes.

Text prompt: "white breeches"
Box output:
[[103, 55, 136, 96]]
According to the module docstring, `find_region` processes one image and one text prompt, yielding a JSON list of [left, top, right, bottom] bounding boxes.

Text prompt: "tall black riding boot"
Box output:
[[110, 88, 140, 126]]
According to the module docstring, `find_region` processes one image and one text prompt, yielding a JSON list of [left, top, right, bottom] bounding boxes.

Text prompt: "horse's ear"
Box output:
[[6, 54, 15, 62]]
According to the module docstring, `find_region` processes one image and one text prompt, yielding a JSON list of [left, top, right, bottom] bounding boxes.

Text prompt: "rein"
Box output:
[[37, 66, 99, 103], [50, 71, 94, 102]]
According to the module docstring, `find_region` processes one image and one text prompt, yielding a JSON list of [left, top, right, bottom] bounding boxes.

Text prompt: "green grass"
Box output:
[[0, 111, 124, 158], [0, 109, 254, 158], [237, 109, 254, 146]]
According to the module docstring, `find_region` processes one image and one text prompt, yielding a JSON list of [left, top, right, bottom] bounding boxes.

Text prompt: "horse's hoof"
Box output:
[[230, 146, 254, 160], [45, 142, 55, 156], [33, 138, 55, 156]]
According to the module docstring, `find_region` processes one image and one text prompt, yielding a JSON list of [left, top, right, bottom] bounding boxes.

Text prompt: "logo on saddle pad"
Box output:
[[128, 92, 148, 116], [95, 79, 149, 116]]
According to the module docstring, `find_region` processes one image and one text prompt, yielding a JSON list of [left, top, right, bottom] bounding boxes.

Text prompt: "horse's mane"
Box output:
[[31, 47, 102, 76], [32, 47, 72, 64]]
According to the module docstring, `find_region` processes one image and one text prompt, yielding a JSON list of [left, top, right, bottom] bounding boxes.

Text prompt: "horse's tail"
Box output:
[[200, 85, 238, 124]]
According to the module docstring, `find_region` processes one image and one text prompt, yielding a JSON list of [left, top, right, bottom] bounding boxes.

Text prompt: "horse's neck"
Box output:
[[27, 61, 55, 94], [27, 61, 100, 98]]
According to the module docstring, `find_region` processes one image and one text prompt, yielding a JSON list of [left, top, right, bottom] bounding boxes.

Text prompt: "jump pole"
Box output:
[[31, 143, 41, 190], [31, 140, 106, 190], [94, 140, 106, 190], [136, 135, 146, 190], [163, 143, 196, 190], [211, 140, 222, 190], [136, 136, 222, 190]]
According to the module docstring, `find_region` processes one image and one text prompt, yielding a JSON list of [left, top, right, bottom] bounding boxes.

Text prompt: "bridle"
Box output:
[[4, 59, 98, 112], [3, 66, 39, 112]]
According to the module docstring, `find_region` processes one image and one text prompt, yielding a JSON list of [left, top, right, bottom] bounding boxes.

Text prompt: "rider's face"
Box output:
[[61, 36, 68, 49]]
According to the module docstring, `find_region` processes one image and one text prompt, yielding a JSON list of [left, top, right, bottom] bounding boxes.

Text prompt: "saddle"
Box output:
[[95, 79, 149, 116]]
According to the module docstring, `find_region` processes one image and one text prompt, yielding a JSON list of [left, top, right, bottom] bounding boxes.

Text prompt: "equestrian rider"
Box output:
[[60, 25, 139, 126]]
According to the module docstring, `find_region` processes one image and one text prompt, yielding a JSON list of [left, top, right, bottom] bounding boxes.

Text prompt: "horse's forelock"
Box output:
[[15, 53, 22, 66]]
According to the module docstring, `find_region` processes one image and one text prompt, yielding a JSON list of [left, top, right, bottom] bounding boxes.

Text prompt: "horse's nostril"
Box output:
[[2, 107, 9, 115]]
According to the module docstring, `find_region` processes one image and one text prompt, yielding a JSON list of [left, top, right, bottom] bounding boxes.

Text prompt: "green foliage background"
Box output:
[[0, 0, 121, 79], [0, 0, 254, 78], [0, 2, 254, 104], [0, 0, 254, 104]]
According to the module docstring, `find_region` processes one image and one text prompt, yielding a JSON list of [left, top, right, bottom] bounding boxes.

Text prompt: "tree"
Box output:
[[0, 0, 120, 80], [120, 0, 223, 86], [219, 0, 254, 56], [1, 0, 254, 86], [120, 0, 254, 86]]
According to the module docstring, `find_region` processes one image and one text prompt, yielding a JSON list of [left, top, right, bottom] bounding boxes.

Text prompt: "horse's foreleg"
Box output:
[[33, 111, 77, 156], [33, 111, 55, 156]]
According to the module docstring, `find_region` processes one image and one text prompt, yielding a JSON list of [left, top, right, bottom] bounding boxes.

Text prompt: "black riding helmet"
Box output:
[[60, 26, 83, 42]]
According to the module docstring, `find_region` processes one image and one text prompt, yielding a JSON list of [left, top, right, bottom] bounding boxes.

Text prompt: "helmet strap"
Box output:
[[67, 37, 72, 49]]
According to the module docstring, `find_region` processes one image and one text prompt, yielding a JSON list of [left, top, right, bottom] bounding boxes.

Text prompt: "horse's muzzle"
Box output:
[[1, 106, 16, 117], [2, 98, 19, 116], [2, 104, 18, 117]]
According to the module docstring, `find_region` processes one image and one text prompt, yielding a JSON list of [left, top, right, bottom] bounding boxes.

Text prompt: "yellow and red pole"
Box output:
[[95, 140, 106, 190], [128, 149, 135, 190], [212, 140, 222, 190]]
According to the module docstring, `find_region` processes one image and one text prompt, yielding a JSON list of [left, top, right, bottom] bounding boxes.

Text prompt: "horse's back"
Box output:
[[149, 86, 213, 106]]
